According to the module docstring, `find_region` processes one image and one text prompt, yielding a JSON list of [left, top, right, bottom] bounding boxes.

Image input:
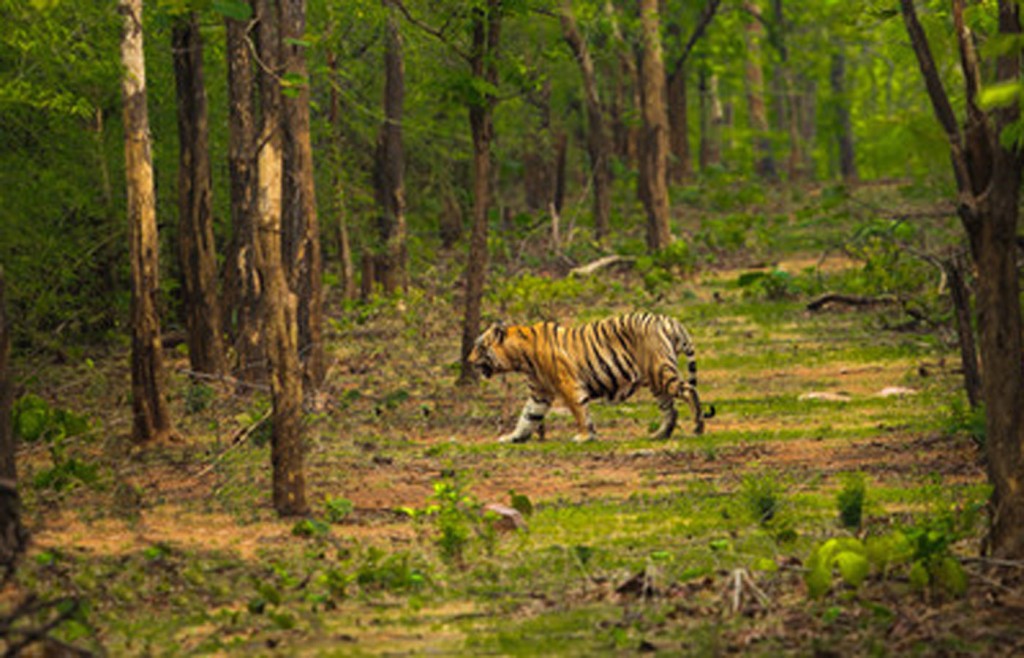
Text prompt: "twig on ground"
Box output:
[[191, 408, 272, 481]]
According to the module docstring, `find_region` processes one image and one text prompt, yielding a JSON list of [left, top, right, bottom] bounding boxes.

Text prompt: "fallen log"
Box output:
[[806, 293, 899, 312], [568, 255, 636, 277]]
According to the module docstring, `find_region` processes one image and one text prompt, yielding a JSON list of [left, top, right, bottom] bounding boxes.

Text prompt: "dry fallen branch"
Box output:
[[568, 255, 636, 277], [806, 293, 899, 312], [191, 408, 272, 481]]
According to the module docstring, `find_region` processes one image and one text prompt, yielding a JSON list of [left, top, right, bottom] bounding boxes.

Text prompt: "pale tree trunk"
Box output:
[[458, 0, 501, 385], [373, 1, 408, 295], [224, 7, 266, 383], [256, 0, 307, 517], [560, 0, 611, 241], [281, 0, 324, 391], [172, 12, 226, 376], [0, 268, 26, 577], [637, 0, 672, 251], [698, 68, 723, 170], [326, 47, 358, 302], [742, 0, 777, 181], [830, 49, 857, 182], [901, 0, 1024, 558], [120, 0, 173, 444]]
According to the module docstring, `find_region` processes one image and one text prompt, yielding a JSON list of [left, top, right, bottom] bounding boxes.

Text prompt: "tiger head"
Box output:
[[468, 321, 513, 379]]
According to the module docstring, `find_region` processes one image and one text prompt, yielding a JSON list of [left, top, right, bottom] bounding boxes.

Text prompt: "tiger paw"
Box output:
[[571, 433, 596, 444], [498, 433, 530, 444]]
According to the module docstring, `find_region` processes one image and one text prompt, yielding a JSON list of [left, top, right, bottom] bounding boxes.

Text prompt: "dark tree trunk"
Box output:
[[666, 66, 692, 183], [637, 0, 672, 252], [224, 7, 265, 383], [120, 0, 173, 444], [0, 268, 26, 577], [944, 256, 982, 409], [560, 1, 611, 241], [281, 0, 325, 391], [256, 0, 307, 517], [373, 2, 408, 296], [830, 49, 857, 182], [900, 0, 1024, 558], [172, 13, 226, 376], [606, 1, 639, 166], [458, 0, 501, 385]]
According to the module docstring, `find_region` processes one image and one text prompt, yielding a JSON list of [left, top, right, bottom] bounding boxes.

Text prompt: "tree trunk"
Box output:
[[373, 2, 408, 296], [172, 12, 226, 376], [120, 0, 173, 444], [224, 7, 265, 383], [637, 0, 672, 252], [742, 0, 777, 181], [280, 0, 324, 392], [606, 1, 639, 166], [944, 256, 981, 409], [326, 47, 358, 302], [698, 68, 722, 170], [900, 0, 1024, 558], [666, 65, 692, 183], [0, 268, 26, 578], [458, 1, 501, 385], [256, 0, 307, 517], [830, 49, 857, 182], [559, 1, 611, 241]]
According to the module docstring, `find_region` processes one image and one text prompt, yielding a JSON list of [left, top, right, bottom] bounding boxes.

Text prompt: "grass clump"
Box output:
[[836, 472, 867, 531]]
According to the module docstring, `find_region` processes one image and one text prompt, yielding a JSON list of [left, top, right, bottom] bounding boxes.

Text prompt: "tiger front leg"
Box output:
[[565, 399, 597, 443], [498, 397, 550, 444]]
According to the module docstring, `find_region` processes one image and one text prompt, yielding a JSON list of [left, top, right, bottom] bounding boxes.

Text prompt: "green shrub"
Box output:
[[836, 472, 867, 530], [741, 472, 784, 526]]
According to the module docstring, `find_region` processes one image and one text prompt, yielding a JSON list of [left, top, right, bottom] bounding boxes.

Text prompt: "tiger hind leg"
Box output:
[[653, 396, 678, 440]]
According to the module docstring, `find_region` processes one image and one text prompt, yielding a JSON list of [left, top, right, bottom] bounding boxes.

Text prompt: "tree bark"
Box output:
[[224, 7, 266, 383], [698, 68, 723, 170], [560, 0, 611, 241], [666, 65, 692, 183], [0, 267, 26, 578], [373, 1, 408, 296], [637, 0, 672, 251], [944, 256, 981, 409], [256, 0, 307, 516], [120, 0, 173, 444], [458, 0, 501, 385], [326, 47, 358, 302], [172, 12, 226, 376], [830, 49, 857, 182], [281, 0, 325, 391], [606, 1, 639, 165], [900, 0, 1024, 558], [742, 0, 777, 181]]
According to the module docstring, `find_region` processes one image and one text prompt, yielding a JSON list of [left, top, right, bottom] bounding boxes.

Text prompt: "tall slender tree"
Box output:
[[281, 0, 325, 391], [224, 3, 265, 384], [0, 267, 26, 576], [637, 0, 672, 251], [830, 48, 857, 182], [742, 0, 776, 180], [373, 0, 409, 295], [172, 11, 226, 376], [119, 0, 173, 444], [458, 0, 503, 384], [256, 0, 307, 516], [900, 0, 1024, 557], [560, 0, 611, 241]]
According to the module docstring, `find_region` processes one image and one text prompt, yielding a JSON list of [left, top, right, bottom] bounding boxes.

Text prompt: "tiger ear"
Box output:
[[492, 320, 507, 343]]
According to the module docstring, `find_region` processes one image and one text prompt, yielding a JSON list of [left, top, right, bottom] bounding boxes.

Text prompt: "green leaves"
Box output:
[[211, 0, 252, 21]]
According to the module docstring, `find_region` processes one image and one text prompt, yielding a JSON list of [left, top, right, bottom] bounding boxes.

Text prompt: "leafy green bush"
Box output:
[[943, 397, 986, 447], [323, 496, 355, 523], [13, 394, 100, 493], [741, 472, 784, 526], [737, 270, 801, 300], [836, 472, 867, 530]]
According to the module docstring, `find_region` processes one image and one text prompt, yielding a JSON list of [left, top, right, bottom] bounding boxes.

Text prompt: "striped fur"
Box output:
[[469, 312, 714, 443]]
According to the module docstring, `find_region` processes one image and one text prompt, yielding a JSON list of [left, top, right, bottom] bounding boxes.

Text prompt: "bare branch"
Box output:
[[391, 0, 471, 62], [668, 0, 722, 79]]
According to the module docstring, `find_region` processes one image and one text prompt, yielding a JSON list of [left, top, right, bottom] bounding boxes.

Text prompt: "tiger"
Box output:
[[468, 311, 714, 443]]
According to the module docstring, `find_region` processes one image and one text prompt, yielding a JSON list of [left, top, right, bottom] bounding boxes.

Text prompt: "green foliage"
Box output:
[[943, 397, 986, 447], [184, 382, 215, 415], [403, 472, 498, 566], [737, 269, 801, 300], [323, 496, 355, 523], [13, 394, 91, 444], [836, 472, 867, 531], [355, 547, 429, 593], [741, 472, 784, 526], [487, 272, 611, 319]]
